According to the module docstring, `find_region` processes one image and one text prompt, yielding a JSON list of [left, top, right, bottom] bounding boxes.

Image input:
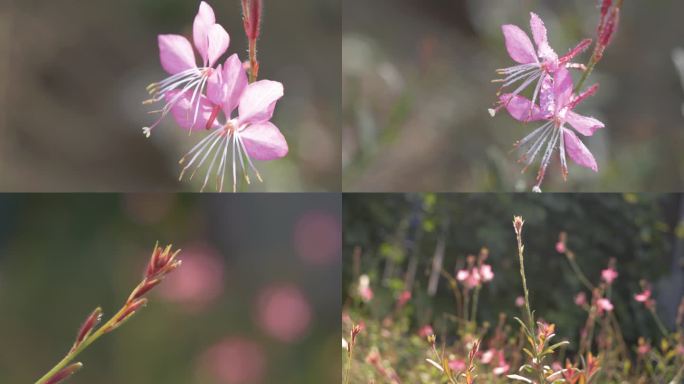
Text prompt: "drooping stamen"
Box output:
[[558, 128, 568, 180], [535, 126, 561, 188]]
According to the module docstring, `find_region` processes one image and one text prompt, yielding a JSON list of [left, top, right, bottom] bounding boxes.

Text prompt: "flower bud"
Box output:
[[45, 363, 83, 384]]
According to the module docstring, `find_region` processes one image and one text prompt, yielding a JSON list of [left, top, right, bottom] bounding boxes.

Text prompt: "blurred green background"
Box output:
[[343, 0, 684, 191], [0, 194, 341, 383], [0, 0, 340, 191], [343, 193, 684, 351]]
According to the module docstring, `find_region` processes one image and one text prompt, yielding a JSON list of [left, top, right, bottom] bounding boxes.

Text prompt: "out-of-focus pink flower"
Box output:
[[637, 343, 650, 356], [158, 244, 224, 312], [480, 349, 495, 364], [418, 325, 434, 338], [574, 292, 587, 307], [492, 350, 510, 376], [293, 211, 341, 265], [555, 241, 566, 253], [358, 275, 373, 302], [634, 289, 651, 303], [198, 336, 266, 384], [597, 298, 613, 313], [448, 358, 466, 372], [601, 268, 618, 285], [491, 13, 591, 114], [456, 267, 481, 290], [515, 296, 525, 308], [397, 290, 412, 308], [498, 67, 603, 190], [144, 2, 230, 137], [480, 264, 495, 282], [256, 283, 312, 343]]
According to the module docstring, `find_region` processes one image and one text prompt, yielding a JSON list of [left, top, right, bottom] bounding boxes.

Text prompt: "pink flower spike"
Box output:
[[601, 267, 618, 285], [143, 2, 230, 138]]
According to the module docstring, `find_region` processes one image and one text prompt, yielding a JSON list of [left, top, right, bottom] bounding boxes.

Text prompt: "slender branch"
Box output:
[[35, 243, 181, 384]]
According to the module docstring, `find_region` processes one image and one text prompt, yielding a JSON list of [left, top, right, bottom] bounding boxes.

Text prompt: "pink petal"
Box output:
[[501, 24, 538, 64], [206, 24, 230, 68], [529, 12, 548, 48], [193, 1, 217, 66], [238, 80, 284, 125], [499, 94, 545, 122], [240, 122, 289, 160], [565, 110, 604, 136], [167, 91, 217, 131], [207, 54, 248, 116], [158, 34, 197, 74], [563, 128, 598, 172], [553, 67, 574, 109]]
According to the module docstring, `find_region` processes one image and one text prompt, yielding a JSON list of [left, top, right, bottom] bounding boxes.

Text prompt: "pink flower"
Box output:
[[456, 268, 481, 289], [256, 284, 312, 343], [418, 325, 434, 338], [197, 336, 266, 384], [634, 288, 655, 309], [515, 296, 525, 308], [597, 298, 613, 313], [173, 55, 288, 191], [601, 267, 618, 285], [358, 275, 373, 302], [144, 2, 230, 137], [479, 264, 495, 282], [480, 349, 495, 364], [555, 241, 566, 253], [498, 67, 604, 191], [448, 358, 466, 372], [397, 290, 412, 308], [491, 12, 590, 114], [574, 292, 587, 307], [492, 350, 510, 376]]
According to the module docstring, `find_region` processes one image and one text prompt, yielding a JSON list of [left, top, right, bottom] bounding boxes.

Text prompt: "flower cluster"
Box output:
[[490, 4, 621, 191], [456, 248, 494, 290], [143, 1, 287, 192]]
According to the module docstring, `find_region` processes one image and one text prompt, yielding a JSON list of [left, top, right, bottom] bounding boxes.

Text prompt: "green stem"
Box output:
[[343, 347, 353, 384], [470, 286, 480, 324], [650, 308, 669, 338], [34, 305, 129, 384], [565, 252, 594, 291]]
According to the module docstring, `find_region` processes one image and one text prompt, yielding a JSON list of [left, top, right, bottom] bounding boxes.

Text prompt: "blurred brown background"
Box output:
[[343, 0, 684, 192], [0, 0, 340, 191]]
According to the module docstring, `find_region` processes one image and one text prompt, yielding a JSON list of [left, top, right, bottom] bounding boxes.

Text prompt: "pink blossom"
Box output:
[[480, 349, 495, 364], [456, 268, 481, 289], [358, 275, 373, 302], [634, 288, 654, 309], [479, 264, 495, 282], [144, 2, 230, 137], [515, 296, 525, 308], [448, 359, 466, 372], [574, 292, 587, 307], [555, 241, 566, 253], [173, 54, 288, 191], [397, 290, 412, 308], [418, 325, 434, 338], [491, 12, 591, 114], [597, 298, 613, 313], [256, 284, 312, 343], [498, 67, 604, 190], [492, 350, 510, 376], [198, 336, 266, 384], [601, 267, 618, 285]]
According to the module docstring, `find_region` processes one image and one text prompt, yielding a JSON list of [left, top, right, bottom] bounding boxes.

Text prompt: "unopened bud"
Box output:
[[513, 216, 524, 236], [45, 363, 83, 384], [72, 308, 103, 351]]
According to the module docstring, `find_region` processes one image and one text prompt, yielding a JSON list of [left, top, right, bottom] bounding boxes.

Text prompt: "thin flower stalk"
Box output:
[[34, 243, 181, 384]]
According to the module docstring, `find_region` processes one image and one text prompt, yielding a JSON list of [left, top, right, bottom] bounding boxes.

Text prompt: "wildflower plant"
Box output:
[[34, 243, 181, 384], [490, 2, 624, 192], [143, 1, 288, 192]]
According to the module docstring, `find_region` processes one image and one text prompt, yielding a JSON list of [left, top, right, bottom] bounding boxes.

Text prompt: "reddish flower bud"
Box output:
[[45, 363, 83, 384], [129, 279, 161, 301], [513, 216, 524, 236], [114, 298, 148, 325], [599, 8, 620, 47], [72, 308, 103, 351], [242, 0, 262, 41]]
